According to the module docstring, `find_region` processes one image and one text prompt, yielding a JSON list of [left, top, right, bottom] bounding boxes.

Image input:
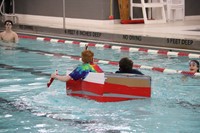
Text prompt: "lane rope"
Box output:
[[5, 44, 198, 77], [42, 52, 200, 76], [19, 35, 200, 59]]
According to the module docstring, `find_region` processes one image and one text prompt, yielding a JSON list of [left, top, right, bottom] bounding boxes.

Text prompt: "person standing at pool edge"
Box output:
[[0, 20, 18, 43], [50, 46, 103, 82], [116, 57, 143, 75]]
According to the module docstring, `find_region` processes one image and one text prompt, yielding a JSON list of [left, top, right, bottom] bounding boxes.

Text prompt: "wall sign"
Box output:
[[65, 30, 101, 38], [167, 38, 193, 45], [122, 35, 142, 41]]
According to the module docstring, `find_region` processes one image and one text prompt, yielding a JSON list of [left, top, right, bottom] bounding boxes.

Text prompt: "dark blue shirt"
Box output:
[[115, 69, 144, 75]]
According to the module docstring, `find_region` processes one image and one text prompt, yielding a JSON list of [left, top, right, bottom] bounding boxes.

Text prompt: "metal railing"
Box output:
[[0, 0, 18, 23], [63, 0, 66, 29]]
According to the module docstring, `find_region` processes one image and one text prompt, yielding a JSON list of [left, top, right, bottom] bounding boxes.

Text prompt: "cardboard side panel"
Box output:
[[66, 80, 82, 91], [82, 81, 104, 95], [105, 77, 151, 87], [104, 82, 151, 97]]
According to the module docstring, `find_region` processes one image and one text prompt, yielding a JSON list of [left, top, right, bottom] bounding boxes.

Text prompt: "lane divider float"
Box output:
[[15, 46, 198, 77], [19, 35, 200, 59]]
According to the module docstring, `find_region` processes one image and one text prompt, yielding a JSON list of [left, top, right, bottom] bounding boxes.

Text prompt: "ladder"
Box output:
[[0, 0, 18, 23], [130, 0, 166, 24]]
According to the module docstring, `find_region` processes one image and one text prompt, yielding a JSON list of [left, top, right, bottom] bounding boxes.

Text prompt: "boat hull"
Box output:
[[66, 73, 151, 102]]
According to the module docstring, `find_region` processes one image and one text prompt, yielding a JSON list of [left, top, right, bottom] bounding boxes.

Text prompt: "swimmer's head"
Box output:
[[119, 57, 133, 72], [4, 20, 13, 26], [81, 46, 94, 63], [189, 60, 199, 72]]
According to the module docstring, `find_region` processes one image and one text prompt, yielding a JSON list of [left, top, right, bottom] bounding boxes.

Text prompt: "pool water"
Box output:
[[0, 39, 200, 133]]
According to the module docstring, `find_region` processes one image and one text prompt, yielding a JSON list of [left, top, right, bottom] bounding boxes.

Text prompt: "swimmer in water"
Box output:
[[189, 60, 199, 73], [182, 60, 199, 81], [0, 20, 18, 43]]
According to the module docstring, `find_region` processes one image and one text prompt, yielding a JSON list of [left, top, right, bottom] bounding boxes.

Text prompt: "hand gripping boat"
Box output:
[[66, 72, 151, 102]]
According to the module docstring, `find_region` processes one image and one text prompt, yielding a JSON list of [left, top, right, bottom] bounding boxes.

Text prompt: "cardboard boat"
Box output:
[[66, 72, 151, 102]]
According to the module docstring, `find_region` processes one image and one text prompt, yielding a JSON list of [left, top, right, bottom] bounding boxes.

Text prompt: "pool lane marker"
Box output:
[[41, 53, 200, 76], [45, 54, 200, 76], [0, 44, 199, 76], [19, 35, 200, 59], [7, 45, 198, 77], [1, 44, 199, 77]]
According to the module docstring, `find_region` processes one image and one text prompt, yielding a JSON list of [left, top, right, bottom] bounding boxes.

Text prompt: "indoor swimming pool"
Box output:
[[0, 37, 200, 133]]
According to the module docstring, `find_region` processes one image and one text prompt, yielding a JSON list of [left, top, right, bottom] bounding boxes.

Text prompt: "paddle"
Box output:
[[47, 70, 58, 88]]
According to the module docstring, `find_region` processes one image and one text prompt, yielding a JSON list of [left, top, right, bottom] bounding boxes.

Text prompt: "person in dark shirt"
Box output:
[[115, 57, 143, 75]]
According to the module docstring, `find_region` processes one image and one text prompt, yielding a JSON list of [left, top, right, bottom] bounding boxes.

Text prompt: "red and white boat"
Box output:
[[66, 72, 151, 102]]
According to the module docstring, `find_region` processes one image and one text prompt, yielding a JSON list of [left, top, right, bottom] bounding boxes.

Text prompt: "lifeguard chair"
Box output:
[[130, 0, 166, 24], [164, 0, 185, 21]]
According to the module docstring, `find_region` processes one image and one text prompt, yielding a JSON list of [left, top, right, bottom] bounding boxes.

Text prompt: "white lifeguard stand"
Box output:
[[130, 0, 166, 24], [164, 0, 185, 21]]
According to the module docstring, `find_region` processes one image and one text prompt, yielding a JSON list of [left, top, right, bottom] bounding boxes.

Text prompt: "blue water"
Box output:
[[0, 39, 200, 133]]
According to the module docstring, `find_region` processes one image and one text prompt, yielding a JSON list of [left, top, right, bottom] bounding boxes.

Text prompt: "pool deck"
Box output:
[[1, 18, 200, 53]]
